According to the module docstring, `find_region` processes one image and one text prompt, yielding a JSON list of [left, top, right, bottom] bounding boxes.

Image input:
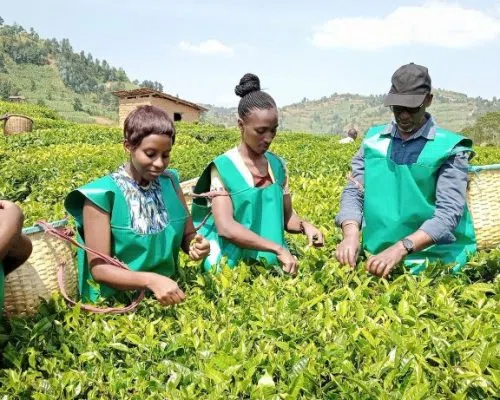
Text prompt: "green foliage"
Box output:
[[72, 98, 83, 112], [0, 100, 61, 120], [0, 79, 19, 100], [0, 24, 48, 65], [0, 112, 499, 398], [0, 21, 139, 124], [139, 80, 164, 92], [461, 111, 500, 146]]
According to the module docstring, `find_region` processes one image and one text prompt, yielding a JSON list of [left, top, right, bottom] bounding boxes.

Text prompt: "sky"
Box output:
[[2, 0, 500, 107]]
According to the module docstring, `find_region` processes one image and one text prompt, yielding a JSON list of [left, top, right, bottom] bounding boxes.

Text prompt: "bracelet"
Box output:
[[299, 220, 306, 234]]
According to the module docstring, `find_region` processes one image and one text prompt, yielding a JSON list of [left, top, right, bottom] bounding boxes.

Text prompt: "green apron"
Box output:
[[0, 262, 4, 318], [363, 125, 476, 274], [192, 151, 287, 272], [65, 170, 187, 302]]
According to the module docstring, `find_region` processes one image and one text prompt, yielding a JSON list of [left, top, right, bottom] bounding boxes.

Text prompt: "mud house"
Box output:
[[112, 88, 207, 127]]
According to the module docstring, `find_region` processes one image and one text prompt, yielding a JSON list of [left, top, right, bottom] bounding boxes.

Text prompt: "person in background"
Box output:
[[339, 128, 358, 144], [335, 63, 476, 277]]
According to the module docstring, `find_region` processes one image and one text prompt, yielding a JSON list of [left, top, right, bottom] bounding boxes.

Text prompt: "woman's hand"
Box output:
[[145, 274, 186, 306], [188, 234, 210, 261], [302, 222, 324, 247], [276, 246, 298, 275]]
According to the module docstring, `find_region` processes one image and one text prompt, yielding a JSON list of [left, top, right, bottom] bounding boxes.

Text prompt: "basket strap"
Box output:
[[189, 190, 230, 232], [37, 220, 145, 314]]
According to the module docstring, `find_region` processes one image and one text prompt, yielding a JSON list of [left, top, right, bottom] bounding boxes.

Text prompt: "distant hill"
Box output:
[[1, 17, 499, 138], [0, 19, 164, 124], [202, 90, 500, 138]]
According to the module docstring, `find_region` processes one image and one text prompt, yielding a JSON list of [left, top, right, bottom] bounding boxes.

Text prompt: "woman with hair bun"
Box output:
[[192, 73, 323, 274]]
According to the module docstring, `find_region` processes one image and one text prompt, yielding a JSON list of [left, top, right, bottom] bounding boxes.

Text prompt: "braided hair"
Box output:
[[235, 73, 276, 120]]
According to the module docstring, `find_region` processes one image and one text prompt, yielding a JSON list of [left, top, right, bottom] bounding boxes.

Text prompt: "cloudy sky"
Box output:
[[2, 0, 500, 107]]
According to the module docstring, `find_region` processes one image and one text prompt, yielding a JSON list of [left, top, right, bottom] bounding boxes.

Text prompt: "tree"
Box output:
[[73, 97, 83, 111], [0, 16, 4, 26], [140, 80, 163, 92], [0, 80, 19, 100]]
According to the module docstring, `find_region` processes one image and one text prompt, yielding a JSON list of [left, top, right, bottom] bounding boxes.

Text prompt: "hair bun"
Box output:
[[235, 73, 261, 97]]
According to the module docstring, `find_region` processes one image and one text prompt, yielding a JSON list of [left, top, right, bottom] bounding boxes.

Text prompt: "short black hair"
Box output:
[[124, 105, 176, 148], [235, 73, 276, 120]]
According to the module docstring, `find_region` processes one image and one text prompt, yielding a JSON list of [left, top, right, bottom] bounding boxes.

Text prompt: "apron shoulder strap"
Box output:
[[265, 151, 286, 187], [363, 124, 393, 157], [64, 176, 116, 226], [213, 153, 251, 193]]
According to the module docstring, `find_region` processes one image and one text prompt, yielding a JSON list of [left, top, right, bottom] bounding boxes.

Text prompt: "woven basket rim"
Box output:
[[469, 164, 500, 173], [2, 113, 34, 123], [23, 219, 68, 235]]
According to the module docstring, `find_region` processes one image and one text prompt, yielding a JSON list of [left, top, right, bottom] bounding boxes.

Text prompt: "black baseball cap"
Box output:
[[383, 63, 432, 108]]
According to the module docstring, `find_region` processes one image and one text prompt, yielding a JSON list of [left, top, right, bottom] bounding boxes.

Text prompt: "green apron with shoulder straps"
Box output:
[[65, 170, 187, 302], [363, 125, 477, 274], [192, 151, 288, 272]]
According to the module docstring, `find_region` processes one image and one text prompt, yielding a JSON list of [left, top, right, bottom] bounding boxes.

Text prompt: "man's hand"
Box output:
[[335, 236, 360, 268], [335, 221, 360, 268], [366, 241, 408, 278]]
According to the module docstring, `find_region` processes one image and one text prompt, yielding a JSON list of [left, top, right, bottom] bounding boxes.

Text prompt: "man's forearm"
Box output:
[[403, 229, 434, 253], [419, 152, 470, 244]]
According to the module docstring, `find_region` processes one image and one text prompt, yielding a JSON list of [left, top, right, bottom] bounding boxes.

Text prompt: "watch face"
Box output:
[[403, 238, 414, 252]]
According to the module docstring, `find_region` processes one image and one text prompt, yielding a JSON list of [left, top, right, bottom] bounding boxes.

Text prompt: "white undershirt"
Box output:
[[210, 147, 289, 193]]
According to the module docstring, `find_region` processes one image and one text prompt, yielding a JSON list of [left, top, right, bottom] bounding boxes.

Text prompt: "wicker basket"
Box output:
[[180, 177, 198, 207], [3, 220, 78, 318], [2, 178, 198, 318], [467, 164, 500, 250], [1, 113, 34, 135]]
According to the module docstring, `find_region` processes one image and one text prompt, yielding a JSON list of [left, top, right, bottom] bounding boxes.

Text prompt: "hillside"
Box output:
[[202, 89, 500, 141], [1, 18, 499, 138], [0, 19, 164, 124]]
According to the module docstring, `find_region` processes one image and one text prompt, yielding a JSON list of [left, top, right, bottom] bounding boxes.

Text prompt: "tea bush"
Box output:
[[0, 108, 498, 399]]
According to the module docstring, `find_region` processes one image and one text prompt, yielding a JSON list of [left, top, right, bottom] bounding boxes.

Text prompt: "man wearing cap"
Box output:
[[335, 63, 476, 277]]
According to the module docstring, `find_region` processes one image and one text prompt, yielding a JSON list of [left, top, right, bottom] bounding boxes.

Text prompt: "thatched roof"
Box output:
[[112, 88, 208, 111]]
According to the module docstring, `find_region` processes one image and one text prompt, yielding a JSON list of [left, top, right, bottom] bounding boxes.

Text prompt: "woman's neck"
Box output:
[[125, 162, 148, 187], [237, 142, 265, 164]]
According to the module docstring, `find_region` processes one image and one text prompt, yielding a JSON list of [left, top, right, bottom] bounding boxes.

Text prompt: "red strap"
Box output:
[[37, 220, 145, 314]]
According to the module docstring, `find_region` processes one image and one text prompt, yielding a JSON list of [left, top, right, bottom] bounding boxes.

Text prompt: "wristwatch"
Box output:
[[401, 238, 415, 254]]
